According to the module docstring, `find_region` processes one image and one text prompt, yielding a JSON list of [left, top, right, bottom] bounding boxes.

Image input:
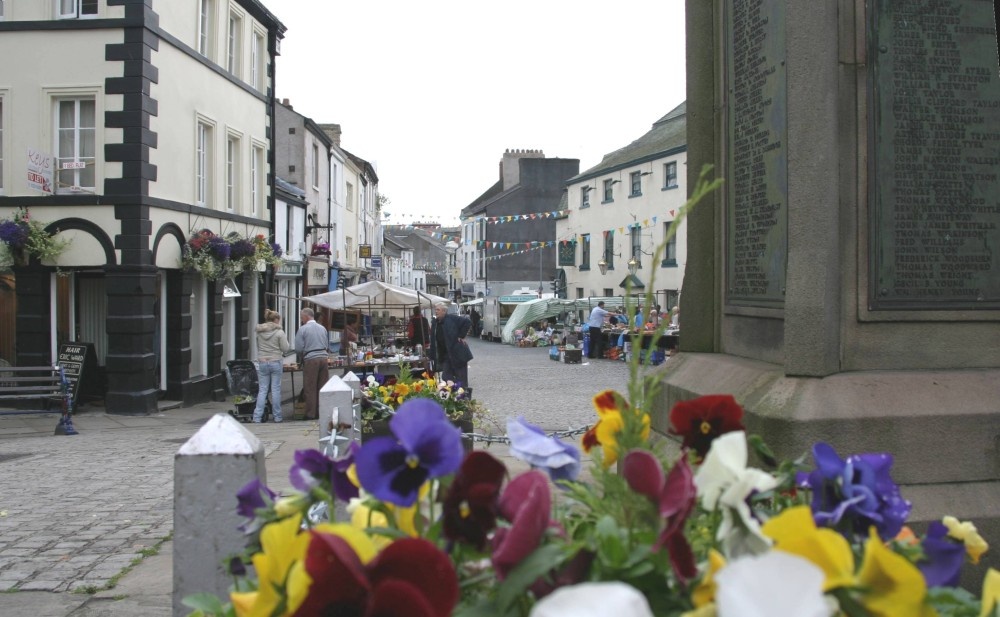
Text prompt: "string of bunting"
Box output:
[[475, 209, 570, 224], [556, 209, 677, 244]]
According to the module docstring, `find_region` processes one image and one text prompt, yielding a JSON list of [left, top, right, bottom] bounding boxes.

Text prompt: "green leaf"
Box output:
[[926, 586, 981, 617], [181, 592, 229, 615], [495, 544, 565, 611]]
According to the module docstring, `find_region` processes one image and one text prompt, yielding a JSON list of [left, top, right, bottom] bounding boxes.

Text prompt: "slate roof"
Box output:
[[459, 179, 507, 218], [425, 273, 447, 286], [569, 101, 687, 183]]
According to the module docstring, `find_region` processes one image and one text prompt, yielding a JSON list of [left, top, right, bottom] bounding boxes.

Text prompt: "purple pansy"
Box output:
[[918, 521, 966, 587], [235, 477, 276, 533], [289, 444, 360, 502], [803, 442, 911, 540], [506, 417, 580, 484], [354, 398, 464, 507]]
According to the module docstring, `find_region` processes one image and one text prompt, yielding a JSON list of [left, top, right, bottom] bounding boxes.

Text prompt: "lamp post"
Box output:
[[627, 256, 639, 275], [598, 257, 609, 276]]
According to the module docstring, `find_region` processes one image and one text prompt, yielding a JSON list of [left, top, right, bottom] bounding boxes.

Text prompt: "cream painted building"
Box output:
[[0, 1, 284, 412], [557, 103, 688, 314]]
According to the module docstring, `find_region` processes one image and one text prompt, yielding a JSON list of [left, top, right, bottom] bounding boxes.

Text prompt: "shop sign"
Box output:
[[358, 244, 372, 258], [275, 261, 303, 277]]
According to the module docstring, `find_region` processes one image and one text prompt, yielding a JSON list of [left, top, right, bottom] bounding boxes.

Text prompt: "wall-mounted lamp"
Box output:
[[627, 248, 653, 275], [598, 250, 622, 275]]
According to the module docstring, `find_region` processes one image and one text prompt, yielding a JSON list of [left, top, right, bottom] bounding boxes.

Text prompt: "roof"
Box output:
[[425, 273, 447, 286], [460, 179, 506, 218], [619, 274, 645, 289], [569, 101, 687, 183], [341, 149, 379, 184]]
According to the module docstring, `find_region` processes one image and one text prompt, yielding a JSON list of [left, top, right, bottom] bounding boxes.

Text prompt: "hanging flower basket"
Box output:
[[0, 207, 71, 268], [180, 230, 283, 281]]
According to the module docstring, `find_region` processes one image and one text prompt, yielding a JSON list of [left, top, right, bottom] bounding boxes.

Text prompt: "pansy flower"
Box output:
[[623, 450, 698, 583], [355, 398, 464, 507], [293, 526, 458, 617], [668, 394, 744, 460], [917, 521, 966, 587], [235, 477, 277, 534], [231, 514, 311, 617], [507, 417, 581, 483], [802, 442, 911, 541], [492, 470, 553, 580], [714, 551, 829, 617], [443, 451, 507, 549], [582, 390, 650, 468], [942, 515, 989, 564], [694, 431, 777, 558]]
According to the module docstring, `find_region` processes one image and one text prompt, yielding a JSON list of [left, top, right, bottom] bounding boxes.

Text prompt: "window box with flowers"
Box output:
[[0, 208, 71, 269], [180, 229, 283, 281]]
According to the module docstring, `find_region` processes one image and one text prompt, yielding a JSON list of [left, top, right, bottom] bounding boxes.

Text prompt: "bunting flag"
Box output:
[[482, 242, 554, 262], [468, 209, 570, 224]]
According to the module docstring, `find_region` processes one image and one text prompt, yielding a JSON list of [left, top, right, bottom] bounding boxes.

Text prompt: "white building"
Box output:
[[557, 102, 688, 313], [0, 1, 285, 411]]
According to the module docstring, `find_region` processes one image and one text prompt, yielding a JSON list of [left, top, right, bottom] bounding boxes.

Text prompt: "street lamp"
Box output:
[[598, 257, 609, 276], [627, 256, 639, 275]]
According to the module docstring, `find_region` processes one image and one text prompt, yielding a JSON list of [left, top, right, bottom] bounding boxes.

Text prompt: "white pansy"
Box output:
[[529, 582, 654, 617], [694, 431, 778, 558], [715, 551, 832, 617]]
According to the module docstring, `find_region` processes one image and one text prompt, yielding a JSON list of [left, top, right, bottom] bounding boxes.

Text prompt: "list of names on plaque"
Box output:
[[727, 0, 788, 306], [872, 0, 1000, 309]]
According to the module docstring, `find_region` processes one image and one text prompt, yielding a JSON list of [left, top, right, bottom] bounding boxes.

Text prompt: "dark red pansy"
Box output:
[[668, 394, 745, 459], [442, 452, 508, 549], [492, 471, 552, 580]]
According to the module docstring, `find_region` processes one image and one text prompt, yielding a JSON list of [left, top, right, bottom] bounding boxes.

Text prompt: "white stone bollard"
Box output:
[[341, 371, 362, 400], [173, 414, 266, 617], [320, 374, 355, 441]]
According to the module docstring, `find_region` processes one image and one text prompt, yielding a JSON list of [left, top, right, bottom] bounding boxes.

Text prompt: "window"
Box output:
[[0, 1, 5, 20], [345, 237, 353, 263], [603, 231, 614, 270], [603, 179, 614, 202], [603, 288, 614, 297], [630, 225, 642, 269], [576, 287, 584, 300], [662, 221, 678, 266], [664, 161, 678, 188], [226, 134, 240, 211], [346, 182, 354, 211], [227, 11, 243, 76], [251, 30, 265, 92], [311, 143, 320, 189], [57, 0, 98, 19], [630, 171, 642, 197], [196, 120, 213, 207], [580, 234, 591, 270], [198, 0, 215, 58], [55, 98, 96, 194], [557, 239, 576, 266], [251, 144, 264, 217], [0, 99, 4, 195], [580, 186, 590, 208]]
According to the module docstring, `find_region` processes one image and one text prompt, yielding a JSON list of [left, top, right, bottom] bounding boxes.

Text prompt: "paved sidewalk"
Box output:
[[0, 338, 651, 615]]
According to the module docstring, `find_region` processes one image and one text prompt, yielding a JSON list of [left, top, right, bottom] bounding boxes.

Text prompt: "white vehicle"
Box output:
[[482, 293, 538, 342]]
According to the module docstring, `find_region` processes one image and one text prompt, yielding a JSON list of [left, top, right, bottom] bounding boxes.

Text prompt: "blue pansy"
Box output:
[[355, 398, 464, 507], [804, 442, 911, 540], [507, 417, 580, 484]]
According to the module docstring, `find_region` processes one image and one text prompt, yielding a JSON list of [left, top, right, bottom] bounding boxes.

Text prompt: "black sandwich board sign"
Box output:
[[57, 342, 98, 407]]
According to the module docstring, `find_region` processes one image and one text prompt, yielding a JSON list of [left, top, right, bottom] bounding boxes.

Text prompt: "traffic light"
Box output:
[[550, 279, 559, 293]]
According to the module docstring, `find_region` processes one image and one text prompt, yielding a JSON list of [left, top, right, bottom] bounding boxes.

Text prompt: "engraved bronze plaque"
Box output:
[[725, 0, 788, 308], [869, 0, 1000, 310]]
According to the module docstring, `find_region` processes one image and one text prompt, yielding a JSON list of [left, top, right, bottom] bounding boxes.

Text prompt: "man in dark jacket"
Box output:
[[429, 301, 473, 389]]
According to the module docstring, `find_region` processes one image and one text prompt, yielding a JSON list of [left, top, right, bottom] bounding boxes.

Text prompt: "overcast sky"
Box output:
[[272, 1, 687, 226]]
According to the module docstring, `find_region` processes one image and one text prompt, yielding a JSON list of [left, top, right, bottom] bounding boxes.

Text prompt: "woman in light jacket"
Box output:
[[254, 309, 292, 423]]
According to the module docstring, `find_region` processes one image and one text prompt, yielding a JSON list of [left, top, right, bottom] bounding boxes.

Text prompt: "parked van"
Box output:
[[482, 293, 538, 342]]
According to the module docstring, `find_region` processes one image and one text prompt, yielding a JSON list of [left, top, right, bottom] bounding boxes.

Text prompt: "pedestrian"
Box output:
[[470, 308, 482, 337], [254, 309, 291, 423], [407, 306, 431, 349], [295, 307, 329, 421], [587, 301, 609, 359], [429, 301, 474, 389]]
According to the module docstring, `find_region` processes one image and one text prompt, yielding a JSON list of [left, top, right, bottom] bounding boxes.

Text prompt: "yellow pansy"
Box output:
[[762, 505, 856, 591], [943, 516, 989, 564], [231, 514, 311, 617], [311, 522, 378, 565], [857, 527, 934, 617], [582, 390, 651, 468], [980, 568, 1000, 617], [691, 549, 726, 608], [393, 383, 411, 397]]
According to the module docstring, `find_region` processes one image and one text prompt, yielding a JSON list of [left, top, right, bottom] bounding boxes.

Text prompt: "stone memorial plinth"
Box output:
[[673, 0, 1000, 578]]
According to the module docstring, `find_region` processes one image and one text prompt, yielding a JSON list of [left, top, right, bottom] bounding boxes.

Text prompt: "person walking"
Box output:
[[470, 308, 482, 337], [587, 301, 610, 359], [429, 301, 474, 389], [407, 306, 431, 350], [295, 307, 329, 421], [253, 309, 291, 423]]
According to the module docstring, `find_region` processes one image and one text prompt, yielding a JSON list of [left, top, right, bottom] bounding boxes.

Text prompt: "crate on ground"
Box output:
[[563, 348, 582, 364]]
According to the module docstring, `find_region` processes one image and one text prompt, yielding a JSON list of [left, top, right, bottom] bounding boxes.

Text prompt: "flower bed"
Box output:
[[184, 386, 998, 617]]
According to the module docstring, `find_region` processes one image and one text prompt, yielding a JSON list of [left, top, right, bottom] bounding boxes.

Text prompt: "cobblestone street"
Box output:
[[0, 336, 640, 613]]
